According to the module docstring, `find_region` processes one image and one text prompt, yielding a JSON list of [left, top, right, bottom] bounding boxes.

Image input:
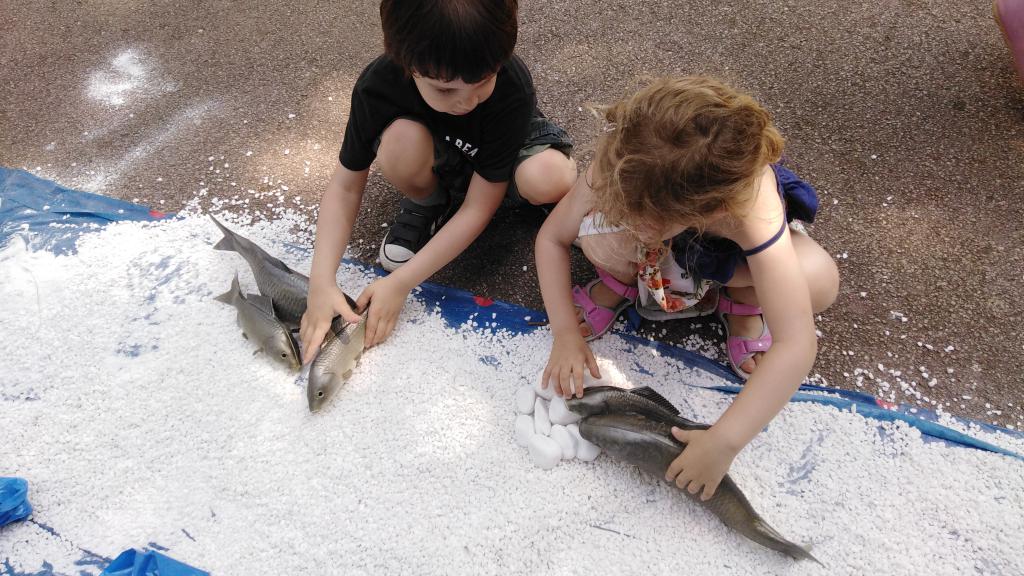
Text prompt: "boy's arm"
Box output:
[[357, 172, 506, 347], [535, 171, 599, 397], [299, 162, 369, 363]]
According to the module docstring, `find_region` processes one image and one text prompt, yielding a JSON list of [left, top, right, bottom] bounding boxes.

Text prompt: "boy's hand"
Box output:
[[542, 332, 601, 399], [356, 275, 410, 348], [664, 427, 740, 501], [299, 282, 362, 364]]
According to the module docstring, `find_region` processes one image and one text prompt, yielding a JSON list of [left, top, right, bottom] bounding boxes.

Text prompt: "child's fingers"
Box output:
[[301, 324, 328, 365], [700, 478, 720, 501], [365, 313, 381, 348], [572, 362, 585, 398], [355, 287, 372, 314], [685, 477, 703, 495], [557, 366, 572, 398], [382, 317, 397, 343], [670, 427, 691, 443], [338, 297, 362, 324], [665, 451, 686, 482], [585, 348, 601, 380]]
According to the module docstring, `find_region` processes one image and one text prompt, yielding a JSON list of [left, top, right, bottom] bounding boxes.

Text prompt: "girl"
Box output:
[[535, 76, 839, 499]]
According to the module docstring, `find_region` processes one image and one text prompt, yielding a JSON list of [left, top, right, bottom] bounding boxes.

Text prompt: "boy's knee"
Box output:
[[514, 150, 576, 205], [377, 119, 435, 189]]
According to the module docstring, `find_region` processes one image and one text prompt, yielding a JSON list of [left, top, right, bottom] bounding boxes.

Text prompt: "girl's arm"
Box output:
[[536, 168, 600, 397], [713, 171, 817, 449], [666, 167, 816, 499]]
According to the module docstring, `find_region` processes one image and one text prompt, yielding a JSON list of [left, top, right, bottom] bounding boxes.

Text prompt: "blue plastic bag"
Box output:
[[0, 477, 32, 527], [100, 549, 209, 576]]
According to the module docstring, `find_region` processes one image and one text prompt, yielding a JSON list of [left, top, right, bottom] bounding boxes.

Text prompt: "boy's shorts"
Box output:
[[373, 113, 573, 205]]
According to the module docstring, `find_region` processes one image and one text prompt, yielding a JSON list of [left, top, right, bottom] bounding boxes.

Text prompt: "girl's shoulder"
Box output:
[[706, 165, 785, 251]]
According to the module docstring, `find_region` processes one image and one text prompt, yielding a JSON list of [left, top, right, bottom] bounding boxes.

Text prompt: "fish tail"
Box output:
[[782, 542, 823, 566], [752, 518, 824, 565], [214, 274, 241, 305], [210, 215, 239, 253]]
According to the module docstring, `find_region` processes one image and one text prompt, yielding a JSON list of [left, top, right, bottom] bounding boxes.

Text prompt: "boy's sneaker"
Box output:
[[378, 196, 453, 271]]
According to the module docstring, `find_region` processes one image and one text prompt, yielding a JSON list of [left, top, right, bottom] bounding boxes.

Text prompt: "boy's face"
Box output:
[[413, 72, 497, 116]]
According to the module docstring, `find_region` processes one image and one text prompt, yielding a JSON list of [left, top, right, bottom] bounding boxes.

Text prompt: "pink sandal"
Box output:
[[572, 268, 639, 342], [717, 290, 772, 380]]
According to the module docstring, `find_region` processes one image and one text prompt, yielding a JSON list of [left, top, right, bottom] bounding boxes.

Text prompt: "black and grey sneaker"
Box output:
[[378, 196, 453, 271]]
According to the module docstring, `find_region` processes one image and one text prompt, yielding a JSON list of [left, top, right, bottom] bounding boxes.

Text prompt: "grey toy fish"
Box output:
[[215, 274, 301, 371], [578, 413, 821, 564], [210, 215, 309, 326], [566, 385, 710, 431], [308, 310, 366, 412]]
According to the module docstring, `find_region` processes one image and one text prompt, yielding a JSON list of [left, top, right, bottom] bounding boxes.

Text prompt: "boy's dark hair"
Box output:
[[380, 0, 518, 83]]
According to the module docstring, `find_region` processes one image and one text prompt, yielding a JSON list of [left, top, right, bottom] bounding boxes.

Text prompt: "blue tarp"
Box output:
[[0, 168, 169, 255], [4, 166, 1022, 456], [3, 166, 1023, 574], [0, 478, 32, 528], [99, 550, 208, 576]]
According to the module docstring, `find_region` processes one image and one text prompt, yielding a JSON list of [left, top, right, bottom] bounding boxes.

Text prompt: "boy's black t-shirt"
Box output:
[[339, 54, 537, 184]]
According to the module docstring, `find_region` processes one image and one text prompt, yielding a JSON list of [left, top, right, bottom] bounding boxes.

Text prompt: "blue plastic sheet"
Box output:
[[0, 167, 170, 255], [0, 477, 32, 527], [3, 166, 1024, 574], [99, 550, 208, 576], [5, 165, 1021, 454]]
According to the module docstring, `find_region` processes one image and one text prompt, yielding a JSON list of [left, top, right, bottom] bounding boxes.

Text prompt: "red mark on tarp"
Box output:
[[473, 296, 494, 307], [148, 209, 167, 218], [875, 398, 897, 410]]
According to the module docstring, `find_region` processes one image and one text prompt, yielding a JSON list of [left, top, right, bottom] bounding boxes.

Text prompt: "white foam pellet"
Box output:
[[533, 398, 551, 436], [550, 425, 575, 459], [515, 385, 536, 414], [568, 424, 601, 462], [4, 214, 1024, 575], [533, 375, 556, 400], [548, 396, 581, 425], [514, 414, 534, 447], [528, 435, 561, 470]]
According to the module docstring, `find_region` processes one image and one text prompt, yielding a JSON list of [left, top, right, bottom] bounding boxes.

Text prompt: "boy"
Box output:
[[299, 0, 576, 359]]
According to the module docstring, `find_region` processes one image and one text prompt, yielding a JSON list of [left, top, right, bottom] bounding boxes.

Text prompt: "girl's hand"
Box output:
[[300, 282, 362, 364], [356, 275, 411, 348], [664, 427, 740, 501], [542, 332, 601, 399]]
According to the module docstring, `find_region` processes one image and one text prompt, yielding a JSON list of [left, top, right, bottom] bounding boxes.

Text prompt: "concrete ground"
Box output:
[[2, 0, 1021, 430]]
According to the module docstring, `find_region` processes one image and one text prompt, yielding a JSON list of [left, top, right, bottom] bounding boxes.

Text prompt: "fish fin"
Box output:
[[211, 215, 293, 275], [343, 292, 358, 310], [210, 215, 237, 252], [787, 543, 823, 566], [214, 274, 241, 305], [629, 386, 680, 415], [246, 293, 278, 317], [672, 415, 711, 430]]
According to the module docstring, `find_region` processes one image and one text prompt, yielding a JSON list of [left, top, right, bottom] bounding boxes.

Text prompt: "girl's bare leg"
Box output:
[[724, 231, 840, 373], [574, 231, 638, 338]]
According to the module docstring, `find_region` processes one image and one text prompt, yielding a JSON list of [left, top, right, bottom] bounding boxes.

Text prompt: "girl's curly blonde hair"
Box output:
[[590, 76, 784, 239]]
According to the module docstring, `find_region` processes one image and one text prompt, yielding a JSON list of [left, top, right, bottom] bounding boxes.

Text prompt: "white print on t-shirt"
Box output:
[[444, 135, 479, 158]]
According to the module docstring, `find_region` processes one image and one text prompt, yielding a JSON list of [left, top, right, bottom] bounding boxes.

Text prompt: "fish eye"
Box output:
[[281, 353, 287, 358], [317, 390, 324, 398]]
